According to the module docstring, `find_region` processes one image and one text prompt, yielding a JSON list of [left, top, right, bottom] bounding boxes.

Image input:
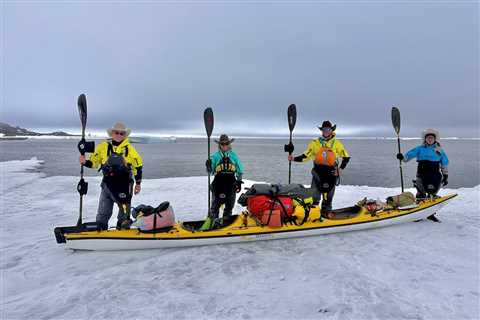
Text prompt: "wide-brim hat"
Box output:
[[107, 122, 131, 137], [318, 120, 336, 131], [214, 134, 235, 144], [422, 128, 440, 141]]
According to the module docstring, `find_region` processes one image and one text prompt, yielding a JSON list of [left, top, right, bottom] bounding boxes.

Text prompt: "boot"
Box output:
[[117, 219, 132, 230], [96, 222, 109, 231], [199, 217, 214, 231], [427, 214, 441, 223]]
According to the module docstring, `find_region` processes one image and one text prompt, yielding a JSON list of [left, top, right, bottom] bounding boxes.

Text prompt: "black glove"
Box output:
[[205, 159, 212, 173], [396, 153, 404, 161], [284, 142, 294, 154], [235, 180, 244, 193], [442, 174, 448, 186]]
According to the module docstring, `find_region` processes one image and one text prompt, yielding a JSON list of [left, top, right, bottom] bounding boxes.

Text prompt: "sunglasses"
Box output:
[[113, 131, 126, 136], [220, 142, 230, 146]]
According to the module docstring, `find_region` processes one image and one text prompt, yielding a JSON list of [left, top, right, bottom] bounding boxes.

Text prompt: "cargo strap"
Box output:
[[263, 196, 288, 226], [263, 190, 310, 227], [291, 197, 311, 226], [261, 186, 285, 226]]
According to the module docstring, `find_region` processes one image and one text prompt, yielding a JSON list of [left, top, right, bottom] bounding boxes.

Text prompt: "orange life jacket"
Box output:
[[314, 146, 336, 167]]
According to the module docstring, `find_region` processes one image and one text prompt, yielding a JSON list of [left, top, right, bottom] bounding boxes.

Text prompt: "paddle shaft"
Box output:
[[288, 131, 293, 184], [77, 189, 83, 226], [77, 156, 85, 226], [287, 104, 297, 184], [396, 135, 405, 193], [203, 107, 214, 217], [207, 136, 211, 215], [391, 107, 404, 193], [77, 94, 87, 226]]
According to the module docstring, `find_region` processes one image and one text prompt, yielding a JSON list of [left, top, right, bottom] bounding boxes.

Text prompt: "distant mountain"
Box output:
[[0, 122, 73, 136]]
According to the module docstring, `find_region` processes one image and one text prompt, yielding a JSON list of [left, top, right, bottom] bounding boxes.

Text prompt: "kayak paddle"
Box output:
[[203, 107, 214, 217], [285, 104, 297, 184], [76, 94, 88, 226], [391, 106, 404, 193]]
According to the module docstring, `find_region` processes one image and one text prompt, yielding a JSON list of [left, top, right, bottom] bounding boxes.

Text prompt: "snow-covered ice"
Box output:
[[1, 159, 479, 320]]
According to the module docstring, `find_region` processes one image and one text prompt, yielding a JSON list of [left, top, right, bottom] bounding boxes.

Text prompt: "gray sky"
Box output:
[[1, 1, 478, 137]]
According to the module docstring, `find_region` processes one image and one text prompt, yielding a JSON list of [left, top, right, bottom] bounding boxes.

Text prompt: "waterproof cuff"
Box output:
[[84, 160, 93, 168], [340, 157, 350, 170], [293, 154, 307, 162]]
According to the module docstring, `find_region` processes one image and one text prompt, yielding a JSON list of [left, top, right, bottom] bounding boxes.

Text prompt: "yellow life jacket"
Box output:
[[215, 155, 237, 174]]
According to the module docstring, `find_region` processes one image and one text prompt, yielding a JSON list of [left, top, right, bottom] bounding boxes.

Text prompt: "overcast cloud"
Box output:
[[1, 1, 478, 137]]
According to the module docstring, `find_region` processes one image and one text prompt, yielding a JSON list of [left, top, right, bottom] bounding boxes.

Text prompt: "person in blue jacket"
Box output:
[[397, 129, 449, 202], [202, 134, 244, 229]]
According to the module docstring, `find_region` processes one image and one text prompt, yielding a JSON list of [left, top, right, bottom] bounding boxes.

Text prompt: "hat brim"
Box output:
[[107, 128, 131, 137], [318, 125, 336, 131], [214, 138, 235, 144]]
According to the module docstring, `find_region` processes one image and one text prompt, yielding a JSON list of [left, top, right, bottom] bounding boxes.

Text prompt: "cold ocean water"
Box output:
[[0, 137, 478, 188]]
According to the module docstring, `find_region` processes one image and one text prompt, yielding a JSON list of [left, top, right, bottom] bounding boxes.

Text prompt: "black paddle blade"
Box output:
[[77, 94, 87, 128], [288, 104, 297, 132], [204, 107, 214, 137], [391, 106, 401, 135]]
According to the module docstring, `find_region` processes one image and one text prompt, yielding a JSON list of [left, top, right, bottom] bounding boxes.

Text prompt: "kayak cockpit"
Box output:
[[181, 214, 240, 231], [321, 205, 363, 220]]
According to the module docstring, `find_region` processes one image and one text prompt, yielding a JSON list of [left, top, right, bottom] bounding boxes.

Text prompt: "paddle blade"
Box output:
[[77, 94, 87, 128], [391, 106, 401, 135], [203, 107, 214, 137], [288, 104, 297, 132]]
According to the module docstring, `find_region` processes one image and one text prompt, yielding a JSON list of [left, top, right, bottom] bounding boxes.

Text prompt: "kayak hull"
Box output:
[[55, 194, 456, 251]]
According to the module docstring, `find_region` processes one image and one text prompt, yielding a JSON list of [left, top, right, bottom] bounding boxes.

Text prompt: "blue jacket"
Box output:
[[209, 150, 244, 180], [404, 143, 449, 168]]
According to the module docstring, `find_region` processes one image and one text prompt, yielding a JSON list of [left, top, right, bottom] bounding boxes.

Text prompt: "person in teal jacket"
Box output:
[[204, 134, 244, 227], [397, 128, 449, 201]]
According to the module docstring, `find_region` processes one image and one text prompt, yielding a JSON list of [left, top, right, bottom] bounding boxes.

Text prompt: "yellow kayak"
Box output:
[[54, 194, 456, 251]]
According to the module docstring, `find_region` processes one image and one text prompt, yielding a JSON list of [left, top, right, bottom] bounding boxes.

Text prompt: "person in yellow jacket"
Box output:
[[79, 122, 143, 230], [288, 121, 350, 213]]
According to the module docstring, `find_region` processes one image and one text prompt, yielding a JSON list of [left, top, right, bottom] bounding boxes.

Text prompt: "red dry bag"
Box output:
[[247, 196, 294, 217]]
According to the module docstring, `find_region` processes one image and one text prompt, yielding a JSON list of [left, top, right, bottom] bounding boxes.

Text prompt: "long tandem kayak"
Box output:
[[54, 194, 456, 251]]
